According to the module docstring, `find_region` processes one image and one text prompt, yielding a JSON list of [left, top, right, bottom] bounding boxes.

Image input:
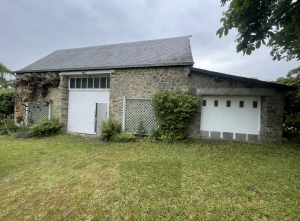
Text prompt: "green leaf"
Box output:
[[246, 47, 252, 55], [256, 40, 261, 49], [224, 28, 229, 36], [216, 27, 224, 38]]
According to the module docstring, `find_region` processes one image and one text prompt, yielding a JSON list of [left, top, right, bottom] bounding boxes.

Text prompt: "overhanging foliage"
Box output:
[[217, 0, 300, 61]]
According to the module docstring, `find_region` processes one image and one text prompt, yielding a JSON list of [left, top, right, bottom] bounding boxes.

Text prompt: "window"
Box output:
[[69, 77, 110, 89], [226, 100, 231, 107], [82, 78, 87, 88], [239, 101, 244, 108], [75, 78, 81, 89], [253, 101, 258, 108], [202, 100, 206, 106], [88, 78, 93, 88], [70, 78, 75, 88], [214, 100, 218, 107], [94, 78, 100, 88]]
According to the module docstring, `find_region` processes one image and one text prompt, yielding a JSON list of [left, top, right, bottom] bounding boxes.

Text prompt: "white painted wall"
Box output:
[[68, 90, 109, 134], [200, 96, 260, 137]]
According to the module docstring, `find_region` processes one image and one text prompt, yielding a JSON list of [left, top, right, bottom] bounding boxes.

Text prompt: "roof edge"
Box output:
[[190, 67, 296, 91], [13, 61, 194, 74]]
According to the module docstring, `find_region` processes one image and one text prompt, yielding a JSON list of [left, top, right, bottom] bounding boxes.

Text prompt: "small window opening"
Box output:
[[82, 78, 87, 88], [88, 78, 93, 88], [202, 100, 206, 106], [239, 101, 244, 108], [214, 100, 218, 107], [253, 101, 258, 108], [94, 78, 100, 88], [70, 78, 75, 88], [75, 78, 81, 89], [226, 100, 231, 107]]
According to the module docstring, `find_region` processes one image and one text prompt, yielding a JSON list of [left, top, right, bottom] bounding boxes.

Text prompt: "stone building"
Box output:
[[14, 36, 293, 143]]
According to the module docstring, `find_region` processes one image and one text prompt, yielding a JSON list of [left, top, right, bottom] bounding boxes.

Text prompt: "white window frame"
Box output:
[[68, 76, 110, 91]]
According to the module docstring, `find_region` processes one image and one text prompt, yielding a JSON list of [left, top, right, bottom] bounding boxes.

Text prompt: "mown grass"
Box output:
[[0, 134, 300, 220]]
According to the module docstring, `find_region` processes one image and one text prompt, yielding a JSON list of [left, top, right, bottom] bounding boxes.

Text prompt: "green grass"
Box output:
[[0, 135, 300, 220]]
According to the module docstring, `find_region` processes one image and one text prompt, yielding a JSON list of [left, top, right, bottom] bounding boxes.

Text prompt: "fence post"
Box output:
[[122, 96, 126, 132]]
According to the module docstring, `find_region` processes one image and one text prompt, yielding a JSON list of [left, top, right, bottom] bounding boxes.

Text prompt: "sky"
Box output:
[[0, 0, 299, 81]]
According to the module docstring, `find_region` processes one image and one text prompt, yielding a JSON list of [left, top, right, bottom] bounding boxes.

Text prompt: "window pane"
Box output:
[[94, 78, 100, 88], [88, 78, 93, 88], [107, 77, 110, 88], [76, 78, 81, 89], [214, 100, 218, 107], [100, 77, 106, 88], [253, 101, 257, 108], [226, 100, 231, 107], [239, 101, 244, 108], [82, 78, 87, 88], [70, 78, 75, 88], [202, 100, 206, 106]]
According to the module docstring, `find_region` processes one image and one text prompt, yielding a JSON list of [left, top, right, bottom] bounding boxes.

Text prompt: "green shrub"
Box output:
[[111, 132, 135, 142], [276, 67, 300, 136], [0, 118, 19, 135], [100, 118, 122, 141], [152, 89, 200, 141], [28, 119, 62, 137], [0, 88, 14, 117], [136, 119, 147, 135]]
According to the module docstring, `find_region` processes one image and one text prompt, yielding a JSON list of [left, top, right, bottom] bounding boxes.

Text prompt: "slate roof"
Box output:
[[15, 36, 194, 73], [190, 67, 296, 91]]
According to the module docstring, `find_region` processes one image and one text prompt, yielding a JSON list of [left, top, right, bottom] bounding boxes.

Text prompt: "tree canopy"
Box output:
[[217, 0, 300, 61], [0, 62, 12, 89]]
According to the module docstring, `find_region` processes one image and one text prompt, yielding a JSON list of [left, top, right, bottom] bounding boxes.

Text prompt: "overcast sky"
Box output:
[[1, 0, 299, 81]]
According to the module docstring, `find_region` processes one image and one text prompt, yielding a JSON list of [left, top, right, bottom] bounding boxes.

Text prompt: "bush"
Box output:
[[0, 88, 14, 117], [0, 118, 19, 135], [111, 132, 135, 142], [276, 66, 300, 136], [152, 89, 200, 141], [28, 119, 62, 137], [100, 118, 122, 141]]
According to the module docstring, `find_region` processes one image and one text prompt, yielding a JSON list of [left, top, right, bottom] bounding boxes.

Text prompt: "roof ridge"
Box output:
[[55, 35, 191, 52]]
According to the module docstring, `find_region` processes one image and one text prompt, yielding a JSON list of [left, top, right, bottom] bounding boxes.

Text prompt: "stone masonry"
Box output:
[[109, 66, 286, 143]]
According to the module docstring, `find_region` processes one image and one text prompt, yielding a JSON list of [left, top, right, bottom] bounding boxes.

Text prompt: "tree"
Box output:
[[0, 62, 12, 89], [276, 66, 300, 136], [216, 0, 300, 61]]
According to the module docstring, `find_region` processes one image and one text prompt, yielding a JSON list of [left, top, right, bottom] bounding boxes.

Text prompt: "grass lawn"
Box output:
[[0, 134, 300, 220]]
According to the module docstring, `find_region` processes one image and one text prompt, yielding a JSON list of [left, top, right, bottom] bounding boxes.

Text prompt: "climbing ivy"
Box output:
[[152, 89, 200, 141]]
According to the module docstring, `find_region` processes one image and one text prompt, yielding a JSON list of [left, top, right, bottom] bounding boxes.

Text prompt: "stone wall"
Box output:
[[260, 95, 285, 143], [47, 75, 69, 131], [110, 66, 286, 143]]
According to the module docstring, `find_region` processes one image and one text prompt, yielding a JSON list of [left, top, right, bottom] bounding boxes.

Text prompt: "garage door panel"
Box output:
[[200, 96, 260, 141]]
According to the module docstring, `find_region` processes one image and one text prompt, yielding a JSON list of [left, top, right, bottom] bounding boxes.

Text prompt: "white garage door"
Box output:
[[68, 91, 109, 134], [200, 96, 260, 142]]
